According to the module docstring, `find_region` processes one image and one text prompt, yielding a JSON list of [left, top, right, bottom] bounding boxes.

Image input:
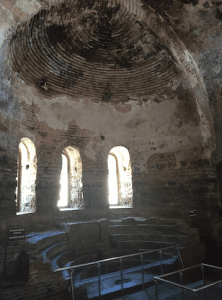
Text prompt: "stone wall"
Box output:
[[0, 0, 221, 297], [0, 0, 220, 234]]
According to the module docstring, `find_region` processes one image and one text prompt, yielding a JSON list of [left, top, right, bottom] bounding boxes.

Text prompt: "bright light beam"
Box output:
[[58, 154, 68, 207], [108, 155, 118, 205]]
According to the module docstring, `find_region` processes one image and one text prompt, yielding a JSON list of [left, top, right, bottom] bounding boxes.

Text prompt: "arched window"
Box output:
[[16, 138, 37, 214], [58, 146, 83, 210], [108, 146, 133, 208]]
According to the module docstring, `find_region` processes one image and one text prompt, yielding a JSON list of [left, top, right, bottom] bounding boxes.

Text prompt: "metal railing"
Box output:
[[54, 244, 184, 300], [154, 263, 222, 299]]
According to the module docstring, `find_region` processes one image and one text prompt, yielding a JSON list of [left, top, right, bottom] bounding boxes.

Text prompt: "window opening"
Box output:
[[108, 146, 133, 208], [16, 138, 37, 214], [58, 147, 83, 210]]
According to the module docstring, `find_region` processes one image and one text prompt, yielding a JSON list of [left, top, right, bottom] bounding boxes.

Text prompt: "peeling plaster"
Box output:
[[14, 0, 40, 15], [12, 68, 203, 162]]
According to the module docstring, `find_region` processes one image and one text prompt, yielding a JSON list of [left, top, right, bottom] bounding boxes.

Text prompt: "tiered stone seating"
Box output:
[[109, 216, 198, 252], [18, 216, 198, 299]]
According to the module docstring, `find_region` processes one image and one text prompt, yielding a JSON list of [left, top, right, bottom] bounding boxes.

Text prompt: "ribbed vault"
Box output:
[[10, 0, 181, 102]]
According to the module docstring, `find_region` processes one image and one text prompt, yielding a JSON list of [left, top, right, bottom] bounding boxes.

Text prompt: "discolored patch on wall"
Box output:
[[125, 118, 146, 129], [147, 152, 177, 171], [113, 104, 131, 113], [173, 85, 199, 126], [33, 115, 66, 146]]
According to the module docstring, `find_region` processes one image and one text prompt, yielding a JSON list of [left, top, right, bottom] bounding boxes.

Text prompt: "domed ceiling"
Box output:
[[10, 0, 182, 102]]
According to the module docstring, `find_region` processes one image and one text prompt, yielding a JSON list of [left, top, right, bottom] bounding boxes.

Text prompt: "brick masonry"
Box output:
[[0, 0, 222, 298]]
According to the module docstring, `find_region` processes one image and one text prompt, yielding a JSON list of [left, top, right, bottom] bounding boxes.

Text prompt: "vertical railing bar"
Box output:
[[219, 281, 222, 299], [97, 263, 101, 299], [178, 247, 181, 271], [155, 280, 158, 300], [120, 259, 123, 295], [177, 247, 185, 270], [180, 271, 184, 300], [159, 251, 163, 275], [70, 270, 74, 300], [201, 265, 207, 300], [140, 254, 144, 289]]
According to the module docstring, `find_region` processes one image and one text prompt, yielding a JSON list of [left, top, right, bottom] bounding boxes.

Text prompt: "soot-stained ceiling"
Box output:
[[10, 0, 182, 102]]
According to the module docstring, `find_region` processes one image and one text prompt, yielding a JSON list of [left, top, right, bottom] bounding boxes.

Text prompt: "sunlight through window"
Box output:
[[108, 154, 118, 205], [16, 138, 37, 214], [57, 147, 84, 209], [108, 146, 133, 208], [58, 154, 68, 207]]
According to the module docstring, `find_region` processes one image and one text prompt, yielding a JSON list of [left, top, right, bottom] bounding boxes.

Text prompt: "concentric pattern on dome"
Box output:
[[10, 0, 181, 101]]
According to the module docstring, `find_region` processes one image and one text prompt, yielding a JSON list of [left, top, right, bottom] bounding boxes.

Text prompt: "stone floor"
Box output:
[[112, 281, 222, 300], [114, 289, 153, 300]]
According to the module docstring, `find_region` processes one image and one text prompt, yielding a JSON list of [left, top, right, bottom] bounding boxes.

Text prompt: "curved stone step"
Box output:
[[26, 230, 68, 252], [75, 254, 178, 285], [52, 252, 66, 270], [109, 224, 180, 235], [110, 234, 187, 244], [110, 217, 186, 226], [109, 217, 157, 225], [56, 249, 102, 269], [41, 242, 66, 264], [113, 240, 176, 250], [100, 249, 148, 259], [46, 241, 71, 261]]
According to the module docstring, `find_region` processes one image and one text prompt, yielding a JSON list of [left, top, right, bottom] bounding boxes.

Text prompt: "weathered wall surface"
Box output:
[[144, 0, 222, 161], [0, 1, 221, 296], [0, 0, 220, 225], [1, 70, 214, 219]]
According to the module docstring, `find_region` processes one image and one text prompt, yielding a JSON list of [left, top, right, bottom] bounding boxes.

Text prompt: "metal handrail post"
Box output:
[[70, 270, 74, 300], [180, 271, 184, 300], [159, 251, 163, 275], [177, 246, 185, 269], [201, 265, 207, 300], [120, 259, 123, 295], [140, 254, 144, 289], [219, 282, 222, 298], [97, 263, 101, 299], [177, 247, 181, 270], [154, 280, 158, 300]]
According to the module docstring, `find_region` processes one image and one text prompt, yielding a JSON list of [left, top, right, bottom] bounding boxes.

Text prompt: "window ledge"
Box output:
[[59, 207, 84, 211], [16, 211, 34, 215], [109, 206, 132, 209]]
